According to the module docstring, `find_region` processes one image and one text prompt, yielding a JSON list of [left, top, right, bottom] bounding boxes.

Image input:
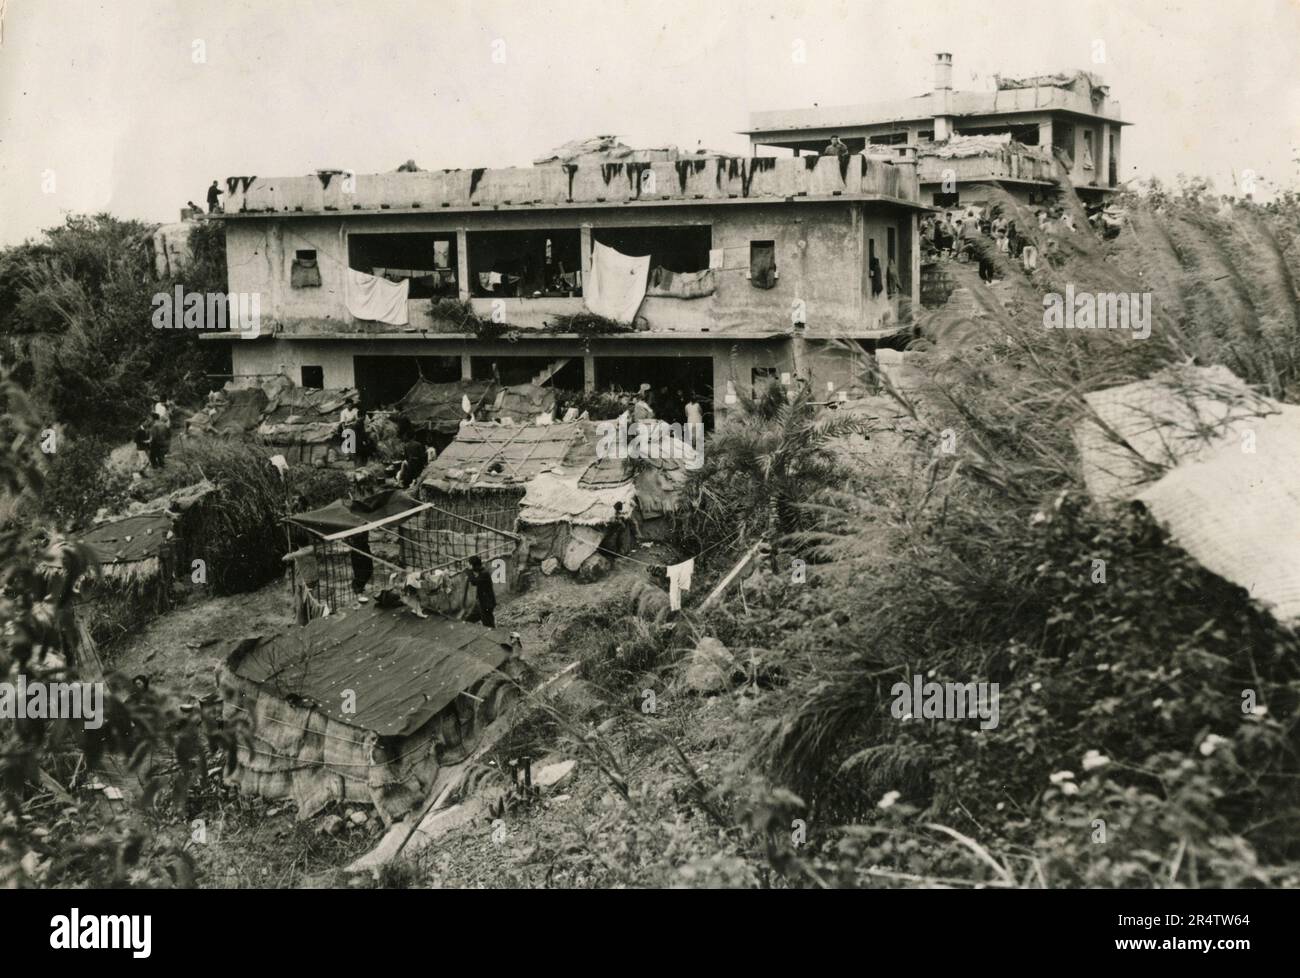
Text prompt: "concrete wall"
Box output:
[[223, 200, 915, 337]]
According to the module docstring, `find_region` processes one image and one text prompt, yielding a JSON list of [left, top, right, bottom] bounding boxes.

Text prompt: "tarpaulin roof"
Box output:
[[287, 489, 422, 536], [396, 379, 495, 433], [519, 472, 638, 526], [1074, 365, 1276, 504], [423, 421, 591, 491], [257, 386, 357, 446], [225, 605, 514, 738], [187, 386, 269, 436], [83, 514, 173, 565], [1136, 409, 1300, 626]]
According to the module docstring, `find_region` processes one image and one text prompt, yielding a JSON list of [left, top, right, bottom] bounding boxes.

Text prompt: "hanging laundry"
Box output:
[[708, 248, 725, 270], [488, 271, 504, 287], [584, 241, 650, 323], [345, 269, 410, 326], [666, 557, 695, 612], [646, 266, 717, 299]]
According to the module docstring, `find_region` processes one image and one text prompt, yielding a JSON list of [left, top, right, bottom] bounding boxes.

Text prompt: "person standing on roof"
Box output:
[[463, 555, 496, 629], [207, 180, 223, 214], [822, 135, 850, 159]]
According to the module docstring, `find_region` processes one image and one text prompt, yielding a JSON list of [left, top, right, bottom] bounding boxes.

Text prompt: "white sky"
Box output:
[[2, 0, 1298, 245]]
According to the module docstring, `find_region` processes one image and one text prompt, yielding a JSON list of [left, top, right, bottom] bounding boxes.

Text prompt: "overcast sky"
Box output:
[[2, 0, 1298, 245]]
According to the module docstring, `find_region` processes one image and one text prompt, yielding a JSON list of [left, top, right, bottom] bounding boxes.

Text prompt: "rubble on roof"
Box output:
[[532, 135, 708, 167], [996, 70, 1109, 103]]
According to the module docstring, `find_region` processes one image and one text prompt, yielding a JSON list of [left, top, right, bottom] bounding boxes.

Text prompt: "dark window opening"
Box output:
[[291, 248, 321, 288], [751, 366, 780, 393], [750, 240, 776, 289], [300, 365, 324, 389], [591, 225, 711, 274], [469, 356, 583, 388], [1052, 122, 1076, 164], [933, 191, 960, 207], [954, 123, 1040, 146], [868, 132, 909, 146], [467, 229, 582, 298], [353, 355, 462, 412], [918, 130, 934, 142], [348, 232, 458, 299]]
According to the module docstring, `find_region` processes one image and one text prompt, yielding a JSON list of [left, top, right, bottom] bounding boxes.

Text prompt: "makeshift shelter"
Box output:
[[1074, 365, 1276, 505], [218, 606, 522, 822], [78, 513, 177, 647], [257, 386, 358, 465], [395, 379, 495, 440], [186, 384, 270, 437], [285, 488, 521, 616], [424, 419, 697, 574], [1075, 365, 1300, 627]]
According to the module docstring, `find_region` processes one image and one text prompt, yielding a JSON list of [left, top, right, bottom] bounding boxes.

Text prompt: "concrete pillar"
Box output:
[[1096, 125, 1109, 188], [910, 212, 921, 317], [1038, 119, 1052, 149], [580, 225, 593, 283], [456, 228, 470, 301], [583, 353, 595, 391], [460, 353, 472, 381]]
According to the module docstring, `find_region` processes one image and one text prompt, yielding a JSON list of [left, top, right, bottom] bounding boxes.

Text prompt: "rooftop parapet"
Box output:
[[218, 154, 920, 217]]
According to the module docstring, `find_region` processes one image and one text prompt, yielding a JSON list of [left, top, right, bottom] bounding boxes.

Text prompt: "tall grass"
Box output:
[[720, 191, 1300, 886]]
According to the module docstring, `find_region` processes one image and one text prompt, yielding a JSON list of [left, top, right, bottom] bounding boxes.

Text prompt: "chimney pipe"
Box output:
[[933, 52, 954, 142]]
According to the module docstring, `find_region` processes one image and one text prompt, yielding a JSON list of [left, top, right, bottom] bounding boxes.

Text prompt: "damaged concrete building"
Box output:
[[206, 146, 926, 420], [744, 52, 1131, 209]]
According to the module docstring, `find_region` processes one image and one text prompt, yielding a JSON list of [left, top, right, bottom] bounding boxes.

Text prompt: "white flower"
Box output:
[[877, 790, 901, 810], [1082, 750, 1110, 771], [1031, 681, 1043, 692], [1199, 734, 1229, 757], [1049, 770, 1075, 785], [1060, 782, 1080, 796]]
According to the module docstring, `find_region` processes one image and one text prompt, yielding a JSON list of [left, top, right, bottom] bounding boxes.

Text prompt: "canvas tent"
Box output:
[[219, 606, 519, 822]]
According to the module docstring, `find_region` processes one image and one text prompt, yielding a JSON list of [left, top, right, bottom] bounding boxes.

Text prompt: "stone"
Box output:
[[684, 637, 737, 694], [577, 553, 611, 582], [316, 814, 344, 836], [541, 557, 560, 576], [349, 810, 368, 825], [533, 759, 576, 789]]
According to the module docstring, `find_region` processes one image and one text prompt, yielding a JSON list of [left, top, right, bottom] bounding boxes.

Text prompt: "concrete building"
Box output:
[[206, 150, 925, 421], [744, 53, 1131, 209]]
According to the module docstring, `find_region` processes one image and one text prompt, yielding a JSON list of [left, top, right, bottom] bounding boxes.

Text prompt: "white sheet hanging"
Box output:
[[584, 241, 650, 324], [346, 269, 410, 326]]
